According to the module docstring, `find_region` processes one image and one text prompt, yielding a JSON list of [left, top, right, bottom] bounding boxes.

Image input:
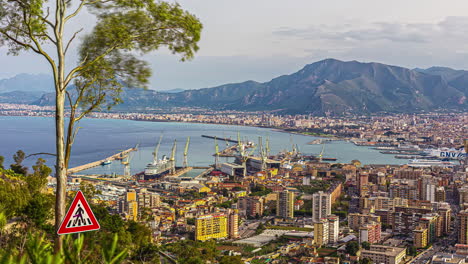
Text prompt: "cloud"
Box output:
[[273, 16, 468, 44]]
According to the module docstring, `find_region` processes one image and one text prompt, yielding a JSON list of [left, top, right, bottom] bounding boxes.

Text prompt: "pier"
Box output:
[[67, 148, 137, 175], [202, 135, 238, 143]]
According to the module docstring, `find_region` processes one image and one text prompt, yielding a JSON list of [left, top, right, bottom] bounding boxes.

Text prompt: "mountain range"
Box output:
[[1, 59, 467, 114]]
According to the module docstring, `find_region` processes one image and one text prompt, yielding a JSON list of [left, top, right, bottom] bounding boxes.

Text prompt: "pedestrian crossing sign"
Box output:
[[57, 190, 100, 235]]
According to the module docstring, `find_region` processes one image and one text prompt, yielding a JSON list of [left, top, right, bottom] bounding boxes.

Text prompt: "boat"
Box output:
[[406, 159, 455, 168], [101, 160, 112, 165], [423, 147, 467, 160], [143, 136, 175, 179]]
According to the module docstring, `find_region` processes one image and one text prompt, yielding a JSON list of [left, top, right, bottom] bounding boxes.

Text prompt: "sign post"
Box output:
[[57, 191, 100, 235]]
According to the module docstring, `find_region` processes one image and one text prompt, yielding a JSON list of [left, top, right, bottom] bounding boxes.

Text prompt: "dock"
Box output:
[[218, 145, 238, 157], [202, 135, 238, 143], [67, 148, 137, 175], [166, 167, 193, 178]]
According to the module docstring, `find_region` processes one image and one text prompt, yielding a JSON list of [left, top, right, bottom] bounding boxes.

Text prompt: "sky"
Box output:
[[2, 0, 468, 90]]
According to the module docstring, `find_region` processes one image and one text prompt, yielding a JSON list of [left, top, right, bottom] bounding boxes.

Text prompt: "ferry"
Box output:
[[423, 148, 467, 160], [407, 159, 455, 168]]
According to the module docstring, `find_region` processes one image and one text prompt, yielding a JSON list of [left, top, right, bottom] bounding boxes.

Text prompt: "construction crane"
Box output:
[[170, 139, 177, 174], [183, 137, 190, 168], [214, 137, 220, 169]]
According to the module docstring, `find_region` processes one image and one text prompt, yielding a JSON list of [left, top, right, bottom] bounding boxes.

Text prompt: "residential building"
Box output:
[[277, 190, 294, 219], [327, 215, 339, 244], [314, 218, 329, 246], [348, 213, 380, 231], [359, 221, 381, 244], [312, 191, 331, 223], [238, 196, 264, 217], [195, 213, 228, 241], [458, 209, 468, 245], [227, 209, 239, 239], [435, 187, 446, 202], [118, 190, 138, 221], [413, 226, 428, 248], [361, 245, 406, 264]]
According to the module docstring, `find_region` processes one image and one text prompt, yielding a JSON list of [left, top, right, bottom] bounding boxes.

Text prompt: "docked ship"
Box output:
[[142, 136, 176, 180], [422, 148, 467, 160], [407, 159, 455, 168]]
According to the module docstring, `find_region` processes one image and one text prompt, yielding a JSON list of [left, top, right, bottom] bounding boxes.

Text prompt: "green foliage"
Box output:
[[0, 233, 127, 264], [164, 240, 218, 264], [219, 255, 244, 264], [217, 200, 233, 209], [132, 243, 159, 263], [295, 181, 330, 194], [0, 156, 4, 169], [345, 241, 360, 256], [361, 241, 370, 250], [10, 150, 27, 175], [186, 218, 195, 225], [407, 246, 418, 256], [249, 185, 272, 196], [359, 258, 373, 264]]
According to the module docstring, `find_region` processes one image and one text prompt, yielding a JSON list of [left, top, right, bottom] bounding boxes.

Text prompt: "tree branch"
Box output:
[[65, 0, 86, 22], [25, 153, 57, 159], [64, 28, 83, 55]]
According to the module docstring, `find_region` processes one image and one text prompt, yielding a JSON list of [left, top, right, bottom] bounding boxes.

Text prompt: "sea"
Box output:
[[0, 116, 405, 177]]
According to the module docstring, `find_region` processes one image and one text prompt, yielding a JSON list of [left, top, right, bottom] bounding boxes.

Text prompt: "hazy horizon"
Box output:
[[2, 0, 468, 91]]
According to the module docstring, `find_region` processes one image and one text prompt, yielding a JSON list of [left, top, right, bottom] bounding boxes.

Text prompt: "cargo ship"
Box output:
[[141, 136, 175, 180]]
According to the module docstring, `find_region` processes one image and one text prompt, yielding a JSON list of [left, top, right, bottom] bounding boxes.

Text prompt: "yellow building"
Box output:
[[277, 190, 295, 219], [126, 191, 138, 221], [195, 213, 228, 241], [413, 226, 428, 248]]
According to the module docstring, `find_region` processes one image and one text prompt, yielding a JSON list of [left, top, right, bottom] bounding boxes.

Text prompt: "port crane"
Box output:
[[214, 137, 220, 169], [152, 135, 163, 164], [170, 139, 177, 174], [183, 137, 190, 168], [318, 145, 325, 162], [122, 152, 134, 179], [259, 136, 268, 172]]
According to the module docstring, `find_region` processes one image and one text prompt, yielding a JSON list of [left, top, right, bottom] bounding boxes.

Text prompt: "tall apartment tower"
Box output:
[[314, 218, 329, 246], [119, 190, 138, 221], [327, 215, 340, 244], [227, 209, 239, 239], [458, 209, 468, 245], [312, 191, 331, 223], [277, 190, 295, 219]]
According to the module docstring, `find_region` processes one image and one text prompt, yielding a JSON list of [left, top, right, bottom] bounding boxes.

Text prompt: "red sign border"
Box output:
[[57, 190, 100, 235]]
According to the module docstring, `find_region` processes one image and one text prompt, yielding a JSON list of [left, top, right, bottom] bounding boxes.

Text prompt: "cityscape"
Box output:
[[1, 1, 468, 264]]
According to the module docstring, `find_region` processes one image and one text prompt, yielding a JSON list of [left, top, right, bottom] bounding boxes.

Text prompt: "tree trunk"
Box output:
[[54, 90, 66, 252]]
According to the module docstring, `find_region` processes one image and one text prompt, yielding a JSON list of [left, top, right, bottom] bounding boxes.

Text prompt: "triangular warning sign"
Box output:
[[57, 191, 100, 235]]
